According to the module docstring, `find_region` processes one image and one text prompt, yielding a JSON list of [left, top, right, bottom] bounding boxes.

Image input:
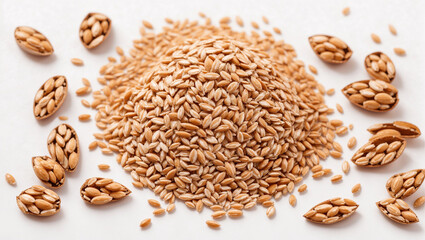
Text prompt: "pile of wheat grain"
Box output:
[[91, 18, 338, 213]]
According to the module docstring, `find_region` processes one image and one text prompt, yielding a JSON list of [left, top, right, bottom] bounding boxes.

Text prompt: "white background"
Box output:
[[1, 0, 425, 239]]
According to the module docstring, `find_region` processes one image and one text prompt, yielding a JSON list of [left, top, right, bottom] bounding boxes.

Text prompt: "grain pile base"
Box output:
[[92, 18, 340, 213]]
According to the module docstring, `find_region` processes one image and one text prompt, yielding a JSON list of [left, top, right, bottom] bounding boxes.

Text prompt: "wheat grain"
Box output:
[[351, 183, 361, 194], [389, 24, 397, 35], [414, 196, 425, 208], [71, 58, 84, 66], [206, 220, 220, 228], [5, 173, 16, 185], [140, 218, 151, 228], [342, 161, 350, 174], [371, 33, 381, 44], [98, 164, 110, 170], [342, 7, 350, 16], [394, 47, 406, 56], [58, 116, 68, 120]]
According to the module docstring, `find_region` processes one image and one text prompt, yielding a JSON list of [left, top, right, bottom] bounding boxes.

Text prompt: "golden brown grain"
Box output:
[[76, 86, 91, 96], [331, 174, 343, 183], [308, 65, 317, 74], [347, 137, 357, 149], [148, 199, 161, 208], [235, 16, 244, 27], [78, 114, 91, 121], [394, 47, 406, 56], [414, 196, 425, 208], [298, 184, 307, 193], [289, 195, 296, 206], [153, 208, 166, 216], [266, 205, 276, 218], [251, 21, 259, 29], [351, 183, 361, 194], [166, 203, 175, 213], [198, 12, 206, 18], [273, 27, 281, 34], [349, 124, 353, 130], [98, 164, 110, 170], [342, 7, 350, 16], [5, 173, 16, 185], [88, 141, 97, 150], [142, 20, 153, 29], [206, 220, 220, 228], [262, 16, 269, 24], [336, 104, 344, 113], [389, 24, 397, 35], [140, 218, 151, 228], [342, 161, 350, 174], [371, 33, 381, 44], [326, 88, 335, 95], [71, 58, 84, 66]]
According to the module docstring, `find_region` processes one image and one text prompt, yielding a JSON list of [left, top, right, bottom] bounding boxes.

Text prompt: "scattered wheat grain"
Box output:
[[342, 7, 350, 16], [71, 58, 84, 66]]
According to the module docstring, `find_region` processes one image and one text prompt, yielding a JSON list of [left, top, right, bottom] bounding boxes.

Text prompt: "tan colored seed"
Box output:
[[140, 218, 151, 228], [251, 21, 259, 29], [82, 78, 91, 87], [394, 47, 406, 56], [371, 33, 381, 44], [414, 196, 425, 208], [79, 114, 91, 121], [58, 116, 68, 120], [336, 104, 343, 113], [235, 16, 243, 27], [289, 194, 296, 206], [148, 199, 161, 208], [76, 86, 91, 96], [298, 184, 307, 193], [342, 7, 350, 16], [206, 220, 220, 228], [273, 27, 281, 34], [336, 126, 348, 136], [153, 208, 165, 216], [389, 24, 397, 35], [81, 99, 91, 108], [347, 137, 356, 149], [342, 161, 350, 174], [331, 175, 343, 183], [262, 16, 269, 24], [142, 20, 153, 29], [308, 65, 317, 74], [352, 183, 361, 194], [5, 173, 16, 185], [71, 58, 84, 66], [266, 205, 276, 218], [88, 141, 97, 150], [326, 88, 335, 95], [227, 209, 243, 217], [97, 164, 110, 170], [198, 12, 206, 18], [166, 203, 175, 213]]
